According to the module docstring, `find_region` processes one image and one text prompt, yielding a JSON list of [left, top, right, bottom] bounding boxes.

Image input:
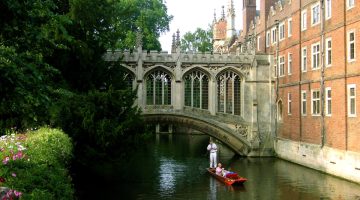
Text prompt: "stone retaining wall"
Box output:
[[275, 138, 360, 184]]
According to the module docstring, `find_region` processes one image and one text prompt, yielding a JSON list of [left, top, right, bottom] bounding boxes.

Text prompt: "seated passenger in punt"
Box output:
[[216, 163, 238, 178], [215, 163, 223, 175]]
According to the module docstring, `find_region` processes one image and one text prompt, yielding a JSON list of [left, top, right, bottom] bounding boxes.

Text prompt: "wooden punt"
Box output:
[[207, 168, 247, 186]]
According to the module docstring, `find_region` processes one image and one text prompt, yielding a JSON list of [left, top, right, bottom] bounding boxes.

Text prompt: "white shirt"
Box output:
[[207, 143, 217, 153]]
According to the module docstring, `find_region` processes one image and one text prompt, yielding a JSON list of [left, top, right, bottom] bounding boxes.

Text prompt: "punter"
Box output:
[[207, 140, 218, 168]]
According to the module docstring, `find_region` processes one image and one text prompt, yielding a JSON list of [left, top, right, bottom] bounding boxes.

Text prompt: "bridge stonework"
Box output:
[[105, 48, 275, 156]]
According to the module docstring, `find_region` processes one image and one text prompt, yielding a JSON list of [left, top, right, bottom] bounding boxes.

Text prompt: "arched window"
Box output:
[[277, 100, 283, 121], [217, 71, 242, 115], [146, 70, 171, 105], [184, 70, 209, 109], [123, 72, 134, 89]]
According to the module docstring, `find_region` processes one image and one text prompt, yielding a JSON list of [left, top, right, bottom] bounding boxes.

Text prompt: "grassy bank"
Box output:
[[0, 127, 74, 199]]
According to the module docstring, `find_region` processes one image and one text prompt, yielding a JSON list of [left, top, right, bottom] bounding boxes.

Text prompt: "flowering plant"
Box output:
[[0, 128, 74, 199], [0, 133, 26, 199]]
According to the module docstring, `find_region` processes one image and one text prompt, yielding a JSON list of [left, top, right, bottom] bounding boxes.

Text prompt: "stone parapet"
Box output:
[[104, 50, 261, 65]]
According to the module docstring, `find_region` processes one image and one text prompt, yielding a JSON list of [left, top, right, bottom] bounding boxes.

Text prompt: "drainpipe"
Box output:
[[344, 0, 348, 150], [274, 19, 280, 139], [320, 0, 326, 147], [299, 0, 303, 143]]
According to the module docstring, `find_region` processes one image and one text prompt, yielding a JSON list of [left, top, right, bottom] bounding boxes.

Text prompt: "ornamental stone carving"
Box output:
[[236, 124, 249, 138]]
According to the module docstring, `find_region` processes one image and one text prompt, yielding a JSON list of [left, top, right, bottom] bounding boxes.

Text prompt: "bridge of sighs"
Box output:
[[104, 47, 274, 156]]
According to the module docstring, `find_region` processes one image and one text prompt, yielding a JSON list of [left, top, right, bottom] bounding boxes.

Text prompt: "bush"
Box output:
[[25, 128, 72, 167], [0, 127, 74, 200]]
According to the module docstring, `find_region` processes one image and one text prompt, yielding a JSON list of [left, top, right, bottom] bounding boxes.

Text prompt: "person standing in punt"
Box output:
[[207, 140, 218, 169]]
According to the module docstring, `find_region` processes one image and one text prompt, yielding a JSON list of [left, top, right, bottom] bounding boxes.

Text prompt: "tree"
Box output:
[[180, 27, 213, 53], [0, 0, 172, 159], [0, 0, 72, 131], [47, 0, 172, 160], [114, 0, 173, 51]]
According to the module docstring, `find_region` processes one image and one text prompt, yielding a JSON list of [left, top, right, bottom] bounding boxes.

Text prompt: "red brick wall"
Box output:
[[324, 79, 346, 150], [347, 77, 360, 152], [278, 85, 301, 140], [252, 0, 360, 152]]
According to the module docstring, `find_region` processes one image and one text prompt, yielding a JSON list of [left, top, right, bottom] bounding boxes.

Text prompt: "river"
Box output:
[[76, 133, 360, 200]]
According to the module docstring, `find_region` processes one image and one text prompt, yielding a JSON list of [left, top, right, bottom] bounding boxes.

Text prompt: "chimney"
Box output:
[[242, 0, 257, 34], [260, 0, 275, 28]]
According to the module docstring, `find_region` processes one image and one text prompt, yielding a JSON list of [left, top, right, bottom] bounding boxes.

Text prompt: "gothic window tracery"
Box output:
[[146, 70, 171, 105], [184, 70, 209, 109], [123, 72, 134, 89], [217, 71, 242, 115]]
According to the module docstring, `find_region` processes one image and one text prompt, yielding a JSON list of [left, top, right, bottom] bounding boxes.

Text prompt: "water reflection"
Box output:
[[208, 176, 217, 200], [158, 157, 187, 197], [275, 159, 360, 200], [75, 133, 360, 200], [158, 158, 176, 196]]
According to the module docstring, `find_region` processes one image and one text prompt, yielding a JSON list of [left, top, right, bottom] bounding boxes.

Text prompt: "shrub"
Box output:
[[25, 127, 72, 167], [0, 127, 74, 200]]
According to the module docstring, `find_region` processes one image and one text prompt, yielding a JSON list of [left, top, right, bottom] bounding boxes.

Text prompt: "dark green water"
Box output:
[[77, 134, 360, 200]]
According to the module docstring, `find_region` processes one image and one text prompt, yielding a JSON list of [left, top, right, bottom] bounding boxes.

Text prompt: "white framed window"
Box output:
[[288, 93, 292, 115], [257, 36, 261, 51], [348, 84, 356, 117], [272, 27, 277, 44], [347, 0, 355, 10], [325, 0, 332, 20], [279, 56, 285, 77], [325, 87, 332, 116], [302, 47, 307, 72], [311, 2, 321, 26], [279, 22, 285, 41], [266, 31, 270, 47], [301, 91, 307, 116], [288, 53, 292, 75], [348, 31, 356, 62], [312, 42, 320, 69], [288, 18, 292, 37], [325, 38, 332, 67], [301, 10, 307, 31], [312, 90, 321, 116]]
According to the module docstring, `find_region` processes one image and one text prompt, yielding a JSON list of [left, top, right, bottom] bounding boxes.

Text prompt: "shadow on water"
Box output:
[[73, 133, 360, 200]]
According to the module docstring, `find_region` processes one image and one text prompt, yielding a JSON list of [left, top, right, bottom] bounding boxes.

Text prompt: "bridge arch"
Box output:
[[142, 113, 252, 156]]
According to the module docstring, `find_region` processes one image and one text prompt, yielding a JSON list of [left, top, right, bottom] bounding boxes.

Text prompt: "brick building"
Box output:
[[213, 0, 360, 183]]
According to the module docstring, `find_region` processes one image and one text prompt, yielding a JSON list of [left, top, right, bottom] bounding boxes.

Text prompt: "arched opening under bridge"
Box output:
[[142, 113, 252, 156]]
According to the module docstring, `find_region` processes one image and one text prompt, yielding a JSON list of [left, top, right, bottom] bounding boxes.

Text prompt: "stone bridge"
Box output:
[[104, 47, 275, 156]]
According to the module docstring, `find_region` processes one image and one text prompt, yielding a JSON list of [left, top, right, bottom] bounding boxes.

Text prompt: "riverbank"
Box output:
[[0, 127, 74, 199]]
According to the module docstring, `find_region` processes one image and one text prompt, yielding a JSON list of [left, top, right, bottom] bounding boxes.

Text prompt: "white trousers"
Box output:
[[209, 152, 217, 168]]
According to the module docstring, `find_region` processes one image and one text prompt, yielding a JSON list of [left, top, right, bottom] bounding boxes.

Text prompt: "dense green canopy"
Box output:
[[0, 0, 172, 158], [180, 27, 213, 53]]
